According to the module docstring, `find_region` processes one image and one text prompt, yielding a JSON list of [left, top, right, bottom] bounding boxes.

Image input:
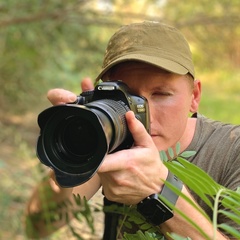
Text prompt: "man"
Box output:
[[26, 21, 240, 239]]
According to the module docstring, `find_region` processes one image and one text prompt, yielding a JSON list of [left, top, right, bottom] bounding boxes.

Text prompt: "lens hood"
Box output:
[[37, 104, 109, 187]]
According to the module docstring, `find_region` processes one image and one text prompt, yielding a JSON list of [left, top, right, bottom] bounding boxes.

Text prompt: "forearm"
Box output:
[[25, 171, 74, 238], [25, 171, 101, 238], [160, 186, 229, 240]]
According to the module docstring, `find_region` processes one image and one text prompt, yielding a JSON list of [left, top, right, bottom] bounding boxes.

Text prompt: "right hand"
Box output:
[[47, 77, 94, 105], [45, 77, 101, 198]]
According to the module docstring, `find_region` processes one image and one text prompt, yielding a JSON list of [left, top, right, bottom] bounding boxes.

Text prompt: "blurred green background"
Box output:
[[0, 0, 240, 239]]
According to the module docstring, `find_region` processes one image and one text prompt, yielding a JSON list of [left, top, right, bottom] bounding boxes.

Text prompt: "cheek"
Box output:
[[151, 95, 190, 120], [152, 103, 188, 128], [150, 96, 191, 140], [150, 100, 184, 133]]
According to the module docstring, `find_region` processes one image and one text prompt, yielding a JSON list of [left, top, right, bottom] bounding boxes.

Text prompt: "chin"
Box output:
[[151, 136, 168, 151]]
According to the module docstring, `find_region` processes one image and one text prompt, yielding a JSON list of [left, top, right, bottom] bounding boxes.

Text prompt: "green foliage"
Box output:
[[1, 0, 239, 114], [91, 144, 240, 239], [0, 0, 114, 113], [199, 69, 240, 124], [26, 191, 96, 239], [65, 194, 95, 240], [100, 145, 240, 239], [160, 145, 240, 239], [1, 1, 240, 239], [123, 230, 165, 240], [103, 203, 159, 238], [162, 0, 240, 70], [24, 144, 240, 239]]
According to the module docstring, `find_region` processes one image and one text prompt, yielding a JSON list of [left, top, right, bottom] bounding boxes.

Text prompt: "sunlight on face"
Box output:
[[105, 62, 196, 151]]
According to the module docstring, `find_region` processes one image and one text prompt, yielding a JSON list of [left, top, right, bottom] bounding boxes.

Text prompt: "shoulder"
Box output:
[[196, 113, 240, 140], [190, 113, 240, 188], [189, 113, 240, 167]]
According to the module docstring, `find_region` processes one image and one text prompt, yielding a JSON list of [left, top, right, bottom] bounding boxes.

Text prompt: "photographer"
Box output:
[[25, 22, 240, 239]]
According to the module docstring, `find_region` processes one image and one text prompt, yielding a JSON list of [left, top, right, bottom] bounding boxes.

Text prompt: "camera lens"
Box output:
[[36, 81, 149, 187], [37, 99, 134, 186], [60, 116, 98, 157]]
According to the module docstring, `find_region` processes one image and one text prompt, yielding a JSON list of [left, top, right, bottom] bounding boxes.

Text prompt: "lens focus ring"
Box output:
[[86, 99, 130, 152]]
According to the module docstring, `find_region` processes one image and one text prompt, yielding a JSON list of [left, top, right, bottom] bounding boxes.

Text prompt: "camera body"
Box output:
[[37, 81, 150, 187], [76, 81, 149, 129]]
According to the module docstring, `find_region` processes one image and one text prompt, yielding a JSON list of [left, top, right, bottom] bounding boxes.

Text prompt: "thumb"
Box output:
[[81, 77, 94, 92], [125, 111, 152, 148]]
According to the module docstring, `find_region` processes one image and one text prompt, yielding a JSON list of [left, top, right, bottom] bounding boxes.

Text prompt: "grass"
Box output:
[[1, 68, 240, 239]]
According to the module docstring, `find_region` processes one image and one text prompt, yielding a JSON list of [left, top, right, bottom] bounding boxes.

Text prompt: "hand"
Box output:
[[98, 111, 168, 205], [47, 77, 94, 105]]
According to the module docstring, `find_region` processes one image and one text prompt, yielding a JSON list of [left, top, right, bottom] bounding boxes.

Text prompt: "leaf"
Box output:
[[224, 189, 240, 202], [167, 199, 210, 239], [139, 223, 153, 230], [236, 187, 240, 194], [176, 142, 181, 155], [164, 161, 215, 208], [180, 151, 196, 158], [123, 230, 160, 240], [82, 197, 94, 233], [221, 195, 240, 215], [159, 150, 168, 162], [61, 199, 69, 208], [68, 224, 84, 240], [123, 220, 133, 229], [168, 233, 192, 240], [65, 211, 70, 223], [128, 215, 146, 225], [218, 210, 240, 224], [218, 223, 240, 238], [160, 179, 210, 220], [175, 157, 221, 191], [72, 211, 80, 221], [73, 193, 82, 205], [168, 147, 174, 159]]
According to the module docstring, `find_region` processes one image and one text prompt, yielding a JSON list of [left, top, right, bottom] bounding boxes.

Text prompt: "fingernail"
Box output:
[[68, 93, 77, 102]]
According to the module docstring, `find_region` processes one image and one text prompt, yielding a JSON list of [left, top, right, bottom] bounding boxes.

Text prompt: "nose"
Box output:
[[144, 98, 154, 125]]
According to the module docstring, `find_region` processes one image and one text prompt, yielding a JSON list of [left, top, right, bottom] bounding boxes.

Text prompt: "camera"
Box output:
[[37, 81, 150, 187]]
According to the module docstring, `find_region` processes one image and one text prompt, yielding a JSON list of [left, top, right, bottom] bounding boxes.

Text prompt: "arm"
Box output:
[[160, 185, 229, 240], [98, 111, 231, 239], [25, 78, 99, 238], [25, 170, 101, 238]]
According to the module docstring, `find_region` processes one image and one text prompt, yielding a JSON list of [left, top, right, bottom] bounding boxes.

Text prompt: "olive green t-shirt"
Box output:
[[104, 114, 240, 238], [186, 113, 240, 232]]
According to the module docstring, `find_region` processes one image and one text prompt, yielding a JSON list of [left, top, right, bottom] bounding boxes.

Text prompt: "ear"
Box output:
[[190, 80, 201, 113]]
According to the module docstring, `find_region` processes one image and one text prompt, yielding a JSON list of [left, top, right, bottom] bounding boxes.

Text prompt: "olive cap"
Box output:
[[96, 21, 195, 80]]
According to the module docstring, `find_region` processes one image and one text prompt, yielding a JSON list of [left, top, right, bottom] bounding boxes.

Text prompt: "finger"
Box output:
[[47, 88, 77, 105], [98, 111, 153, 173], [81, 77, 94, 92], [98, 149, 130, 173], [125, 111, 153, 148]]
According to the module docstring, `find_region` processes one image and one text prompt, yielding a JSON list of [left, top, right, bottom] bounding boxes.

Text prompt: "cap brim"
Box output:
[[96, 53, 189, 81]]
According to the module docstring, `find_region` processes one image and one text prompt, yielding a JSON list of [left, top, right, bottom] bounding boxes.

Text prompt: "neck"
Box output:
[[177, 117, 197, 153]]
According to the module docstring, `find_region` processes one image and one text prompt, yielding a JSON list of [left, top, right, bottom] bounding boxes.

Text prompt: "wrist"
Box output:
[[137, 171, 183, 225], [49, 171, 73, 196]]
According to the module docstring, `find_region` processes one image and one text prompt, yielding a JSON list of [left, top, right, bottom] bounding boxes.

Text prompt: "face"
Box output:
[[106, 62, 200, 151]]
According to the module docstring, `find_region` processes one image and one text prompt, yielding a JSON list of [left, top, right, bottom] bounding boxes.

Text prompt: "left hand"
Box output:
[[47, 77, 94, 105], [97, 111, 168, 205]]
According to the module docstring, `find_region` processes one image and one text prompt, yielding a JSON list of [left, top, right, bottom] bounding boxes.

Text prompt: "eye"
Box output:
[[153, 91, 173, 97]]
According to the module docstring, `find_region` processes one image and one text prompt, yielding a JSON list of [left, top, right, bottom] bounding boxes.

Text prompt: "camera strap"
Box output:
[[102, 197, 122, 240]]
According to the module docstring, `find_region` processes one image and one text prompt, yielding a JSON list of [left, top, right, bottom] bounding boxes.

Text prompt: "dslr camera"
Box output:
[[37, 81, 150, 187]]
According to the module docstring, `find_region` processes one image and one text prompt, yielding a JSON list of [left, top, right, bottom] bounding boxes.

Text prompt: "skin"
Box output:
[[97, 62, 199, 204], [26, 63, 230, 239]]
